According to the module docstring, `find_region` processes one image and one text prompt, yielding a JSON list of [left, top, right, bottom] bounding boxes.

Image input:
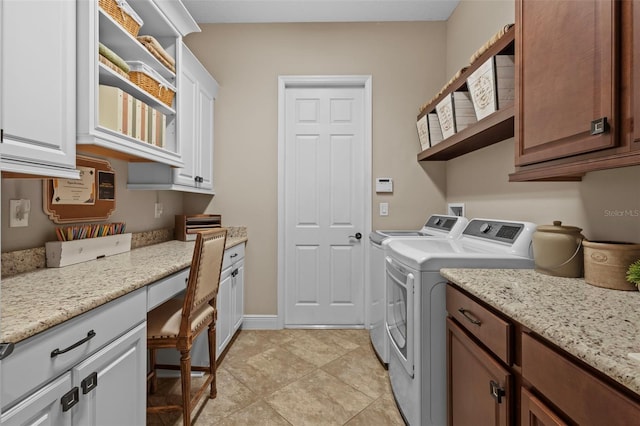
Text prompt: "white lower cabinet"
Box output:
[[0, 289, 146, 426], [217, 244, 245, 357], [0, 373, 72, 426]]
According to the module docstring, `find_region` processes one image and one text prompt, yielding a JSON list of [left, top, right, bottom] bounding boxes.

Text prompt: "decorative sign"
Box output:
[[44, 156, 116, 224], [52, 166, 96, 205], [416, 114, 429, 151], [436, 94, 456, 139], [467, 57, 497, 121]]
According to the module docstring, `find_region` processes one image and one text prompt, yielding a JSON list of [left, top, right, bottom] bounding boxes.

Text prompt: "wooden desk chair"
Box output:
[[146, 228, 227, 425]]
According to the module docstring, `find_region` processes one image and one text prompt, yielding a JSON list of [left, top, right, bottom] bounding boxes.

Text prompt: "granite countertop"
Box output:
[[1, 236, 247, 345], [440, 268, 640, 396]]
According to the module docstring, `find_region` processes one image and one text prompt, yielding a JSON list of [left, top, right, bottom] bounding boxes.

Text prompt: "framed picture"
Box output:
[[467, 57, 497, 121], [436, 94, 456, 139]]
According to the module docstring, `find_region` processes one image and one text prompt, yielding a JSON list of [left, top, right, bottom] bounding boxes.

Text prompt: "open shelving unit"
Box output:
[[417, 25, 515, 162]]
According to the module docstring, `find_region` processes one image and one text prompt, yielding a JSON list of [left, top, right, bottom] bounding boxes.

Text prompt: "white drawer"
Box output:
[[1, 288, 146, 411], [222, 243, 245, 270], [146, 269, 189, 312]]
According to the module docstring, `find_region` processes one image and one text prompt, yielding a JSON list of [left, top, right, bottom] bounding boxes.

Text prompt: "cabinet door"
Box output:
[[515, 0, 618, 166], [446, 318, 511, 426], [0, 0, 77, 178], [0, 373, 73, 426], [71, 323, 146, 426], [232, 260, 245, 332], [216, 270, 233, 357], [176, 44, 218, 191], [521, 388, 568, 426], [631, 0, 640, 151]]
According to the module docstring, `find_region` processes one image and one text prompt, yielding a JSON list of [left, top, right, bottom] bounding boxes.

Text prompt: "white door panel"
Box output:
[[284, 86, 366, 326]]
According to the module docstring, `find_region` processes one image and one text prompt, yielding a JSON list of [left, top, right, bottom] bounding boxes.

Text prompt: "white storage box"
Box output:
[[495, 55, 515, 109], [46, 233, 132, 267], [452, 91, 477, 132], [467, 55, 515, 121], [428, 113, 444, 146]]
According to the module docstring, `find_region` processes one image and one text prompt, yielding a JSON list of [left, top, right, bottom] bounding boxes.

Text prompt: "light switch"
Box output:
[[379, 202, 389, 216]]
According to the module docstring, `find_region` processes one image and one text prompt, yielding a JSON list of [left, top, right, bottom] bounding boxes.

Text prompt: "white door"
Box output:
[[283, 83, 368, 326]]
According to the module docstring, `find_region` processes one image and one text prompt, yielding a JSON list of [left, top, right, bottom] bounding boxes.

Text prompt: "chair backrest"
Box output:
[[180, 228, 227, 337]]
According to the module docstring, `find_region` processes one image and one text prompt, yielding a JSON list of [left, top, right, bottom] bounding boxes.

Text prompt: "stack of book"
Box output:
[[98, 85, 166, 148]]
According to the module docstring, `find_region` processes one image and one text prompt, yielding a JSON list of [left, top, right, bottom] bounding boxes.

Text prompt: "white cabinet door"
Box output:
[[0, 373, 73, 426], [0, 0, 77, 179], [71, 323, 146, 426], [175, 44, 218, 191], [216, 269, 233, 357], [232, 259, 245, 332]]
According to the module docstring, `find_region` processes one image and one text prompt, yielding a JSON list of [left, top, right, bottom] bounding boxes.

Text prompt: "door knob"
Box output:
[[349, 232, 362, 240]]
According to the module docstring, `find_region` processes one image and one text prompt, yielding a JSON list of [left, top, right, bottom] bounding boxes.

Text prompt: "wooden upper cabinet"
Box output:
[[629, 0, 640, 151], [515, 0, 618, 167]]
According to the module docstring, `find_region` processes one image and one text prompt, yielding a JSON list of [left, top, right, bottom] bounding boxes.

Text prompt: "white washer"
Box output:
[[385, 218, 536, 426], [368, 215, 468, 366]]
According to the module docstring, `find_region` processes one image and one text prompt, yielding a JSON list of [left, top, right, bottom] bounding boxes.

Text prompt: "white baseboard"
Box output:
[[240, 315, 281, 330]]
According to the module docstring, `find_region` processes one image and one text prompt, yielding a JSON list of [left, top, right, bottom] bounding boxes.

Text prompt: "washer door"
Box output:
[[385, 256, 414, 377]]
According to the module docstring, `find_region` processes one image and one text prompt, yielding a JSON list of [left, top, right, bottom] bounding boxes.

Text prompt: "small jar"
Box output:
[[532, 221, 585, 278]]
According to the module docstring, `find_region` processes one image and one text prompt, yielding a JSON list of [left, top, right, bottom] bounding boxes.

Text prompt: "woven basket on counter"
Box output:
[[99, 0, 143, 37], [127, 61, 176, 107], [583, 241, 640, 291]]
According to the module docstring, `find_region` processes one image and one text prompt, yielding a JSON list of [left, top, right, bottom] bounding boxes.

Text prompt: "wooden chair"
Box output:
[[146, 228, 227, 425]]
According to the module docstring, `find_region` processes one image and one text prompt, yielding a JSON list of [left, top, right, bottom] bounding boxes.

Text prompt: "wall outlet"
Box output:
[[154, 203, 163, 219], [10, 199, 30, 227], [379, 202, 389, 216]]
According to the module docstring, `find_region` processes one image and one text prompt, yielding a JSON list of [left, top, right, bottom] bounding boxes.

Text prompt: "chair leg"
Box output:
[[149, 348, 158, 394], [180, 349, 192, 426], [208, 323, 217, 399]]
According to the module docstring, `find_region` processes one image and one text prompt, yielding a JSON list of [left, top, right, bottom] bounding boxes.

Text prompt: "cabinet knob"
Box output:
[[489, 380, 505, 404], [61, 387, 79, 412], [590, 117, 608, 135]]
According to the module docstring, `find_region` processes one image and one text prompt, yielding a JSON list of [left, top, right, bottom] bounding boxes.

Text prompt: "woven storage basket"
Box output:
[[99, 54, 129, 80], [127, 61, 175, 107], [99, 0, 143, 37]]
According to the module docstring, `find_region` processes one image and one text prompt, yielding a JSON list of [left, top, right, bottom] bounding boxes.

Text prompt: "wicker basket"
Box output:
[[127, 61, 176, 107], [99, 54, 129, 80], [99, 0, 143, 37]]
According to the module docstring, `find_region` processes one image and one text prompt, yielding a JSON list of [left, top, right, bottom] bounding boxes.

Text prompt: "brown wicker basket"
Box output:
[[127, 62, 175, 107], [99, 0, 143, 37], [99, 54, 129, 80]]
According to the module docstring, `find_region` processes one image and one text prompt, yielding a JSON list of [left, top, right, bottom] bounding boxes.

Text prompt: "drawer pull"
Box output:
[[51, 330, 96, 358], [230, 253, 238, 258], [458, 308, 482, 326], [0, 342, 15, 360], [489, 380, 505, 404], [81, 372, 98, 394], [61, 387, 79, 412]]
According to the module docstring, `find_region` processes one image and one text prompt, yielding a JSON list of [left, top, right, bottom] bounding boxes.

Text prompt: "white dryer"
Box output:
[[368, 214, 468, 366], [385, 219, 536, 426]]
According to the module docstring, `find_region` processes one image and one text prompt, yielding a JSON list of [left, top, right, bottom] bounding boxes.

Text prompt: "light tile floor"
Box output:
[[147, 329, 405, 425]]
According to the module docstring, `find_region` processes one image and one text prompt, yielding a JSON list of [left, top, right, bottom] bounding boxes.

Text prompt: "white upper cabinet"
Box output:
[[0, 0, 78, 179], [127, 42, 218, 194], [76, 0, 199, 167]]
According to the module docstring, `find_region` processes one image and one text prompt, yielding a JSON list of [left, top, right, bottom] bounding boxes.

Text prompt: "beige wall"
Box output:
[[183, 22, 449, 315], [1, 158, 185, 251], [444, 1, 640, 242]]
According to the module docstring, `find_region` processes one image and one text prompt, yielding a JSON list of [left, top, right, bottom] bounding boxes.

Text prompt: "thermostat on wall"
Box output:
[[376, 177, 393, 193]]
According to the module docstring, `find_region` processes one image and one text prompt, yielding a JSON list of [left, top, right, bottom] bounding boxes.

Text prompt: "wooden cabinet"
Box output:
[[511, 0, 640, 181], [0, 0, 78, 179], [417, 26, 515, 162], [446, 318, 511, 426], [127, 43, 219, 194], [0, 289, 146, 425], [447, 283, 640, 425], [76, 0, 198, 167]]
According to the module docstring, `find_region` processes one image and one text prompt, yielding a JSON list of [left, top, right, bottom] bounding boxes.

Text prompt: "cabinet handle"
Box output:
[[51, 330, 96, 358], [230, 253, 238, 258], [232, 268, 238, 277], [590, 117, 607, 135], [489, 380, 505, 404], [81, 372, 98, 394], [61, 387, 79, 412], [458, 308, 481, 326]]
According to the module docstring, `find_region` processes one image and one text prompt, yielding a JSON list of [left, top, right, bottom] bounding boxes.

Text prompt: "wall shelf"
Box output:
[[417, 25, 515, 162]]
